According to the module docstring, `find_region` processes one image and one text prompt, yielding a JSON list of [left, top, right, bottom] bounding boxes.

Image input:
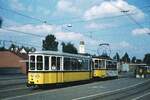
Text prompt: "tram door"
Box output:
[[51, 56, 63, 83]]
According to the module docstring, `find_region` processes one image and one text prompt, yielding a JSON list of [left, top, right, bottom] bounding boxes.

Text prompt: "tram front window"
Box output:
[[95, 60, 99, 69], [30, 56, 35, 70], [37, 56, 43, 70]]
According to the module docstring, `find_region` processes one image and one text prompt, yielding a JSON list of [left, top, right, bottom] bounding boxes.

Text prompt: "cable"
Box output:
[[0, 6, 47, 23], [1, 5, 150, 25], [110, 1, 150, 34], [1, 26, 45, 38]]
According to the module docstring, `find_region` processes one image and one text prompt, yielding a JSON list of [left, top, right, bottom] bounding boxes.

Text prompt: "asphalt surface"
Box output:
[[0, 78, 149, 100], [0, 73, 150, 100]]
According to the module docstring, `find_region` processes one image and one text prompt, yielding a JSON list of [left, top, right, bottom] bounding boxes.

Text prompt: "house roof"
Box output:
[[0, 51, 28, 68]]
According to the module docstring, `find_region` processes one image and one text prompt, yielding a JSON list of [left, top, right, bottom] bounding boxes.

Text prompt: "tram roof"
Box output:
[[29, 51, 91, 59]]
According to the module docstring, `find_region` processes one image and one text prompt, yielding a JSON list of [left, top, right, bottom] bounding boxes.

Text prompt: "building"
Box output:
[[0, 51, 28, 74], [79, 41, 85, 54]]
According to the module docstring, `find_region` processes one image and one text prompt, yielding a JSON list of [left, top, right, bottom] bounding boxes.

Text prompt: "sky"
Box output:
[[0, 0, 150, 59]]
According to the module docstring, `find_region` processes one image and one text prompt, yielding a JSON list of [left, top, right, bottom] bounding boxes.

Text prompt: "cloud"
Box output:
[[119, 41, 132, 48], [83, 0, 144, 20], [55, 32, 83, 41], [85, 22, 116, 29], [132, 28, 150, 36], [9, 0, 25, 11], [0, 24, 99, 44], [112, 41, 133, 50], [57, 0, 80, 13]]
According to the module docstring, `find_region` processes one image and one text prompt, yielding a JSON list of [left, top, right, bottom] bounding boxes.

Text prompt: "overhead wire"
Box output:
[[109, 1, 150, 34]]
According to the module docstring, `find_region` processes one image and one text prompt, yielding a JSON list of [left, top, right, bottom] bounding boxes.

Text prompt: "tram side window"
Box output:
[[51, 56, 56, 70], [44, 56, 49, 70], [64, 58, 71, 70], [83, 60, 89, 70], [30, 56, 35, 70], [37, 56, 43, 70], [71, 58, 77, 70], [57, 57, 61, 70], [78, 59, 82, 70]]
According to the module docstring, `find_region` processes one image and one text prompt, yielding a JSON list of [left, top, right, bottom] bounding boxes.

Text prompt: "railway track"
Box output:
[[75, 79, 150, 100]]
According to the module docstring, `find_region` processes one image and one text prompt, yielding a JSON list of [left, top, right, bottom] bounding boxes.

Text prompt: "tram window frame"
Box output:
[[44, 56, 49, 70], [37, 56, 43, 70], [30, 55, 35, 70]]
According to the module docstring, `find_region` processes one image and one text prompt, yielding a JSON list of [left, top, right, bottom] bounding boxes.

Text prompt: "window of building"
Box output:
[[44, 56, 49, 70], [30, 56, 35, 70], [37, 56, 43, 70]]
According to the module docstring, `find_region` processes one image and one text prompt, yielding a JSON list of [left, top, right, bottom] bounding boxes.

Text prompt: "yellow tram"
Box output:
[[92, 57, 118, 78], [27, 51, 92, 87], [27, 51, 119, 88]]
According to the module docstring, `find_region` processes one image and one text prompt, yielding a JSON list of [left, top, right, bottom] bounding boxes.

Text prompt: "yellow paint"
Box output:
[[28, 73, 44, 84], [93, 69, 107, 78], [28, 71, 91, 85]]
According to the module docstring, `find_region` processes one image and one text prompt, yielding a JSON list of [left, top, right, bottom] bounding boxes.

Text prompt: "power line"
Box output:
[[110, 1, 150, 34], [1, 5, 150, 26], [0, 6, 47, 23], [1, 26, 45, 38]]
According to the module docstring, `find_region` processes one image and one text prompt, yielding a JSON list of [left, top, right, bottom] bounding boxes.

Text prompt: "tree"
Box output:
[[0, 47, 7, 51], [9, 43, 17, 51], [121, 52, 130, 63], [143, 53, 150, 65], [61, 42, 78, 54], [131, 56, 136, 63], [42, 34, 58, 51], [113, 52, 120, 61]]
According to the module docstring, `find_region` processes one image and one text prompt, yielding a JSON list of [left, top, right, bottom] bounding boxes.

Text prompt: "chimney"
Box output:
[[79, 41, 85, 54]]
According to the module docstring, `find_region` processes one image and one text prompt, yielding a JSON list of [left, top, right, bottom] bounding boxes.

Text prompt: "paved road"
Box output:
[[1, 78, 149, 100]]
